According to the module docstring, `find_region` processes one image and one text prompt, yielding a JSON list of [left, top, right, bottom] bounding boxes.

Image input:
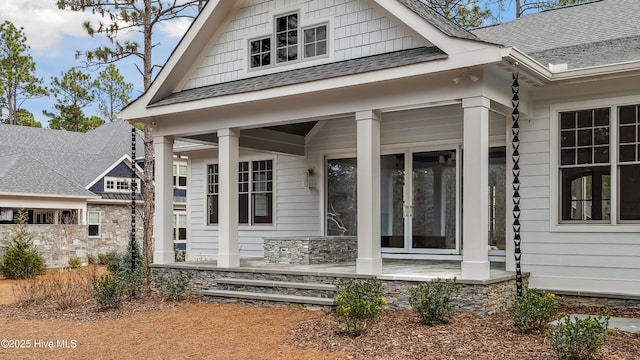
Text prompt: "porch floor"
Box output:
[[167, 258, 515, 284]]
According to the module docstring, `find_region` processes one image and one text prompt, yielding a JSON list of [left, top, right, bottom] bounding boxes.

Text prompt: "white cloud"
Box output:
[[157, 16, 192, 39], [0, 0, 138, 56]]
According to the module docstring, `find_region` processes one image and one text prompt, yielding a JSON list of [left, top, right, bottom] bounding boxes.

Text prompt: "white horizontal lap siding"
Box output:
[[187, 153, 322, 260], [185, 0, 429, 89], [519, 99, 640, 296], [274, 155, 322, 237]]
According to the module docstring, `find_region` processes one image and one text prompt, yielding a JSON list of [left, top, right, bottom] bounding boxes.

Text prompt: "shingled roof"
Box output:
[[150, 46, 447, 107], [0, 121, 144, 198], [471, 0, 640, 69]]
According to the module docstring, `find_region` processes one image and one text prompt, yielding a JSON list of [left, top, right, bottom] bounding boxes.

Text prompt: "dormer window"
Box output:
[[249, 12, 328, 70]]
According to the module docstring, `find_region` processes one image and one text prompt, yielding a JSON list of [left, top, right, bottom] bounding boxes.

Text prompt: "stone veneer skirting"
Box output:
[[152, 264, 527, 315], [0, 203, 142, 268], [263, 236, 357, 264]]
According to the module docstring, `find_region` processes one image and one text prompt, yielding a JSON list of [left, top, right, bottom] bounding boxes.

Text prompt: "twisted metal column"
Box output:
[[512, 71, 523, 296]]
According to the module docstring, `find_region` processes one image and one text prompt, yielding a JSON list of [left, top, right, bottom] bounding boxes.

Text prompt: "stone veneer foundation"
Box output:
[[263, 236, 357, 264], [0, 204, 142, 268], [152, 264, 527, 315]]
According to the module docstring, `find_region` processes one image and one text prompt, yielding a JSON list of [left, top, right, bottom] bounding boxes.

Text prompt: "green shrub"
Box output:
[[92, 274, 124, 311], [116, 240, 146, 298], [509, 287, 560, 333], [546, 311, 613, 360], [409, 278, 461, 325], [98, 251, 121, 268], [68, 256, 82, 269], [335, 277, 387, 337], [0, 211, 45, 279], [87, 254, 97, 265], [152, 270, 193, 300]]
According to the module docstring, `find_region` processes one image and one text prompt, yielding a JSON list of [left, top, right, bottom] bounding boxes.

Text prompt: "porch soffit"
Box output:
[[149, 47, 447, 108]]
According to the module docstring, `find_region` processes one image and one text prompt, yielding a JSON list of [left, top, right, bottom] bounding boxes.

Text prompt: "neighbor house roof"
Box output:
[[471, 0, 640, 69], [0, 121, 144, 198]]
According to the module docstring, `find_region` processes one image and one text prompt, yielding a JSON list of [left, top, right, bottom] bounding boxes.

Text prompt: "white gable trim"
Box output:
[[85, 154, 144, 190]]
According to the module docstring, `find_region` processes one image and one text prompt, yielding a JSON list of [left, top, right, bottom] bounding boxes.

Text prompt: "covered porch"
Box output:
[[147, 55, 524, 283]]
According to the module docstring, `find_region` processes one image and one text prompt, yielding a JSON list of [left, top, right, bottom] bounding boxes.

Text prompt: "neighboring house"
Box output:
[[0, 121, 187, 266], [120, 0, 640, 298]]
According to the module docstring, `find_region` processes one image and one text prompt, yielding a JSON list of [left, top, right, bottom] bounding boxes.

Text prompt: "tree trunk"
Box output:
[[516, 0, 522, 18], [142, 0, 155, 290]]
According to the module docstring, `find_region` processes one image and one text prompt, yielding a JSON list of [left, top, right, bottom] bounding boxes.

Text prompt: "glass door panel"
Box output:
[[381, 154, 405, 249], [327, 158, 357, 236], [412, 150, 457, 250], [489, 147, 507, 250]]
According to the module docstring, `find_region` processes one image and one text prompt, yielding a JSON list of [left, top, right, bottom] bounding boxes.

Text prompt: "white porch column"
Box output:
[[153, 135, 175, 264], [461, 97, 491, 280], [217, 128, 240, 268], [356, 110, 382, 275]]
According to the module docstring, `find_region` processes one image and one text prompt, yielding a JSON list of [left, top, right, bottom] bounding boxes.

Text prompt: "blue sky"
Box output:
[[0, 0, 518, 127], [0, 0, 192, 126]]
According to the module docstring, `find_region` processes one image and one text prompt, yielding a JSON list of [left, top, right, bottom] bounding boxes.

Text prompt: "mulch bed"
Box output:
[[288, 306, 640, 360]]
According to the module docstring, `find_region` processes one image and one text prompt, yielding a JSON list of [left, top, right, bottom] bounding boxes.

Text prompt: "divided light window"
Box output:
[[249, 12, 327, 69], [207, 160, 273, 225], [173, 164, 187, 188], [558, 104, 640, 223], [88, 211, 100, 237], [104, 177, 140, 193]]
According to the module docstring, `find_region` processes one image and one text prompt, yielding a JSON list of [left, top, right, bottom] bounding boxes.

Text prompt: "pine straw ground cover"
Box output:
[[0, 271, 638, 359]]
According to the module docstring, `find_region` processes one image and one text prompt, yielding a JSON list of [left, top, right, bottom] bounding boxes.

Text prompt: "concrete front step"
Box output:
[[199, 289, 336, 306]]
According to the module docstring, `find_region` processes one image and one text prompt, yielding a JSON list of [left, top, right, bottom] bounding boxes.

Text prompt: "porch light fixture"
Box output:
[[302, 168, 315, 189]]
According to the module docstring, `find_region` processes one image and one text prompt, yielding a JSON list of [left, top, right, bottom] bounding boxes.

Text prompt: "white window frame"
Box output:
[[173, 163, 188, 189], [104, 176, 141, 194], [206, 157, 276, 228], [246, 11, 330, 72], [88, 211, 101, 237], [173, 211, 187, 246], [550, 95, 640, 232]]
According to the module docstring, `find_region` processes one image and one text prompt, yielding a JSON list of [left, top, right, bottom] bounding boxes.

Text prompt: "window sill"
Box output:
[[550, 223, 640, 233]]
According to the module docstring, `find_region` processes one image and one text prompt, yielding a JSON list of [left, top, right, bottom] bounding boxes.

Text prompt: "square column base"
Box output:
[[217, 253, 240, 268], [356, 257, 383, 275], [154, 251, 175, 265], [461, 261, 490, 281]]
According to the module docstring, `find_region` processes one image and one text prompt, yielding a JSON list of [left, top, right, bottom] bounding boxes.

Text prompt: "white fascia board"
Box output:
[[503, 47, 640, 84], [0, 193, 100, 201], [85, 154, 144, 190], [122, 47, 505, 122], [549, 60, 640, 82], [119, 0, 241, 121], [501, 47, 552, 82]]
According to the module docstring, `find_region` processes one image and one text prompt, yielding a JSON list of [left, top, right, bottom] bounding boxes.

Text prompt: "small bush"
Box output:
[[546, 311, 613, 360], [68, 256, 82, 269], [13, 269, 94, 309], [87, 254, 97, 265], [335, 277, 387, 337], [0, 211, 45, 279], [152, 270, 193, 300], [509, 287, 560, 333], [409, 278, 461, 325], [92, 274, 124, 311], [98, 252, 121, 268]]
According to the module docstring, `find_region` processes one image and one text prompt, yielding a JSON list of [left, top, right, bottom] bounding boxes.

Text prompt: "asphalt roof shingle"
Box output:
[[151, 46, 447, 107], [0, 121, 144, 198], [471, 0, 640, 69]]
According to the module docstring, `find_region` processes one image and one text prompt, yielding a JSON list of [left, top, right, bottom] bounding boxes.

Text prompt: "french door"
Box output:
[[381, 149, 460, 254]]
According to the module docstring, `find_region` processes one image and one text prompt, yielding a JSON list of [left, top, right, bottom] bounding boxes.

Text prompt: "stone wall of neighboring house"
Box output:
[[0, 203, 142, 268]]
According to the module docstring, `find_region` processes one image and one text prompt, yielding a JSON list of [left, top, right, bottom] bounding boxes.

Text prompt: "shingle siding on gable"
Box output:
[[184, 0, 429, 89]]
